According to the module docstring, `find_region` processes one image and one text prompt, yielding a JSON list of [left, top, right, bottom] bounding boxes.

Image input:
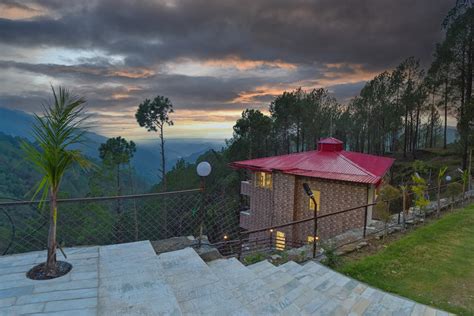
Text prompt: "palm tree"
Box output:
[[22, 86, 90, 275]]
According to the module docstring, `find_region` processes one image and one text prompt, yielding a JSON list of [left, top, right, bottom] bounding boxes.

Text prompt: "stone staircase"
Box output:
[[156, 246, 448, 316], [0, 241, 450, 315]]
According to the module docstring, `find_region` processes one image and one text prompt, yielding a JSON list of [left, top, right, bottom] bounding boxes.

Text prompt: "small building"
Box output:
[[230, 137, 394, 249]]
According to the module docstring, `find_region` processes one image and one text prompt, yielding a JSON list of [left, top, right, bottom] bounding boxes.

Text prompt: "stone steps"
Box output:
[[208, 258, 300, 314], [156, 247, 250, 315], [0, 241, 451, 315], [158, 246, 449, 315]]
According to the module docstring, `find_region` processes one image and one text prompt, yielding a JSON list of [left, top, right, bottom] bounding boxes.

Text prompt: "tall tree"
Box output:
[[99, 136, 136, 212], [228, 109, 273, 160], [22, 86, 90, 275], [136, 96, 174, 189], [438, 1, 474, 167]]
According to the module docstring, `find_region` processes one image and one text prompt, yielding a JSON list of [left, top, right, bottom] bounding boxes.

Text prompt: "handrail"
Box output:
[[241, 216, 316, 235], [241, 201, 378, 236], [0, 188, 201, 207], [317, 202, 376, 219]]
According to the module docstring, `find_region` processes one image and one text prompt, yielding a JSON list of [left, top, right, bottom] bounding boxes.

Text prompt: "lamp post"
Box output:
[[303, 183, 318, 259], [196, 161, 212, 248]]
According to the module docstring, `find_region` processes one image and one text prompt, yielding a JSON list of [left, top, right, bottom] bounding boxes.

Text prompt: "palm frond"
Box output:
[[23, 86, 91, 201]]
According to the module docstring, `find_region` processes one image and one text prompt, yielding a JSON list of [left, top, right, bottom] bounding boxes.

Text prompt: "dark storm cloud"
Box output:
[[0, 0, 452, 68], [0, 59, 273, 110], [0, 0, 456, 138]]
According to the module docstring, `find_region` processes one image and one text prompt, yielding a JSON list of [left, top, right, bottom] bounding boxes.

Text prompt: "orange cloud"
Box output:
[[203, 56, 297, 71], [108, 68, 155, 79], [232, 63, 379, 104], [0, 3, 46, 20]]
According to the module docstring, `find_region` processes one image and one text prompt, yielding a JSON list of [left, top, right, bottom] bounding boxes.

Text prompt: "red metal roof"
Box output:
[[230, 138, 394, 185]]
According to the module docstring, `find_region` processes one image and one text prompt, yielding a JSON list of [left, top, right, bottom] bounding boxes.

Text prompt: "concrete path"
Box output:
[[0, 241, 452, 315]]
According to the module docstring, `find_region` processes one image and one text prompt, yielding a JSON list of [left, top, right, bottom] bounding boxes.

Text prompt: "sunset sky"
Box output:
[[0, 0, 453, 141]]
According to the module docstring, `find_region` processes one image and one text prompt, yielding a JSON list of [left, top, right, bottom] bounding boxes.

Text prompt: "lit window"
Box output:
[[275, 231, 285, 250], [308, 190, 321, 211], [256, 172, 272, 189]]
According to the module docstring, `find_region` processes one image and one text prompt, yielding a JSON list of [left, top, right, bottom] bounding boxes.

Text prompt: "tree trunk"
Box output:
[[444, 78, 448, 149], [403, 104, 409, 158], [116, 164, 121, 214], [160, 125, 166, 191], [412, 105, 420, 159], [460, 45, 468, 169], [45, 189, 58, 275], [437, 178, 441, 218]]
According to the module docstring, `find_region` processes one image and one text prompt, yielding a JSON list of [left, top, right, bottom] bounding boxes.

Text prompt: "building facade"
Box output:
[[231, 138, 394, 249]]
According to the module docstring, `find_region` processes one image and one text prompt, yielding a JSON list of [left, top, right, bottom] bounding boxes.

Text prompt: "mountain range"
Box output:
[[0, 107, 225, 184]]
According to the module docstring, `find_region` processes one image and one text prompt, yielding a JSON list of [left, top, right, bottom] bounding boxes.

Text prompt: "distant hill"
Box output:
[[0, 107, 225, 184], [0, 132, 91, 199]]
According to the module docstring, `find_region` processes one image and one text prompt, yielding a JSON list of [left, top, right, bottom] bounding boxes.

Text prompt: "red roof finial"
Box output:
[[318, 137, 343, 151]]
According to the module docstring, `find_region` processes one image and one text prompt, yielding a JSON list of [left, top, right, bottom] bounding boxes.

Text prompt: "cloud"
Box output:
[[0, 0, 454, 139]]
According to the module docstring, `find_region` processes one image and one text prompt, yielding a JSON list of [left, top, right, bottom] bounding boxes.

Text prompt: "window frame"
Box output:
[[255, 171, 272, 189]]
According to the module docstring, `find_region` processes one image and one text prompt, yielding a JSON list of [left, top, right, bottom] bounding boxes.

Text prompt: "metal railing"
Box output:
[[0, 179, 468, 262], [214, 179, 469, 262], [0, 187, 241, 256]]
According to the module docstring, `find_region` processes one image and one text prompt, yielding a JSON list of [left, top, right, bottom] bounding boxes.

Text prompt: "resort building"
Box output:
[[230, 137, 394, 248]]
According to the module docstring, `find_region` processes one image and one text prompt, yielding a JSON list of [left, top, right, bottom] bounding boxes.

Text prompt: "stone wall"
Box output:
[[242, 172, 369, 247], [293, 177, 368, 241]]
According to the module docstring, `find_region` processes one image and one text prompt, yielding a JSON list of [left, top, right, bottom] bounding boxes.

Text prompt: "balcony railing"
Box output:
[[239, 210, 251, 230], [240, 181, 251, 196]]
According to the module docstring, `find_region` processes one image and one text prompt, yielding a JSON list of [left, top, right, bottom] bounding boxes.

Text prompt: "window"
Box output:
[[308, 190, 321, 211], [307, 236, 314, 244], [275, 231, 285, 250], [255, 172, 272, 189]]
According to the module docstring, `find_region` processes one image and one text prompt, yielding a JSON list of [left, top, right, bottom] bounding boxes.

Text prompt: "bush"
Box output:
[[243, 252, 266, 265], [321, 244, 342, 268], [447, 182, 463, 210]]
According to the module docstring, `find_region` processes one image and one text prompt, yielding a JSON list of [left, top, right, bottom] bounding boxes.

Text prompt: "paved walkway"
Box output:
[[0, 241, 452, 315]]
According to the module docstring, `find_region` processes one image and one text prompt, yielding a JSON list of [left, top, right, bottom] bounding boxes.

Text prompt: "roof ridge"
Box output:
[[338, 152, 377, 178], [291, 167, 376, 178]]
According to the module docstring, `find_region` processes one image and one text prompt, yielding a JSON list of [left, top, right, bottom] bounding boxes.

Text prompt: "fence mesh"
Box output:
[[0, 180, 469, 259], [0, 188, 241, 256]]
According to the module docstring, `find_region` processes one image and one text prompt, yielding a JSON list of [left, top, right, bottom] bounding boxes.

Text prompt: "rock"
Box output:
[[195, 245, 222, 262], [356, 241, 368, 249], [335, 243, 357, 256], [270, 254, 282, 261], [151, 236, 195, 254]]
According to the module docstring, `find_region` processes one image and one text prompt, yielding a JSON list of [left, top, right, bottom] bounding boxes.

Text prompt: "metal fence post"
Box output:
[[312, 204, 318, 259], [237, 233, 243, 261], [363, 206, 368, 238], [198, 177, 205, 248]]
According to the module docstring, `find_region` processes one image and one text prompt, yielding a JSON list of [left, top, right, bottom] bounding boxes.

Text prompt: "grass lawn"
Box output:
[[339, 205, 474, 315]]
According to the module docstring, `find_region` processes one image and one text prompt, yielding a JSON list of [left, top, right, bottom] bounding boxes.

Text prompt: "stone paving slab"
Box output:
[[0, 241, 456, 315], [0, 246, 99, 316], [0, 241, 182, 316]]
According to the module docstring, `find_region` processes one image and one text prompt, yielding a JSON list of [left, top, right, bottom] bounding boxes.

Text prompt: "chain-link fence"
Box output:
[[0, 179, 470, 260], [0, 187, 241, 256]]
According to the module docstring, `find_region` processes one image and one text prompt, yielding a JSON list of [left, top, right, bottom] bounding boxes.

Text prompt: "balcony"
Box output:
[[241, 181, 251, 196], [240, 210, 252, 230]]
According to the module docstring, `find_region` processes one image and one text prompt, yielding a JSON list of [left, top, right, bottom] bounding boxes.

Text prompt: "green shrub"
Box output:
[[321, 244, 342, 268], [243, 252, 266, 265]]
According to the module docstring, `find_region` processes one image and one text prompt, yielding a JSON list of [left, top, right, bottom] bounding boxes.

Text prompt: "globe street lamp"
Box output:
[[196, 161, 212, 247]]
